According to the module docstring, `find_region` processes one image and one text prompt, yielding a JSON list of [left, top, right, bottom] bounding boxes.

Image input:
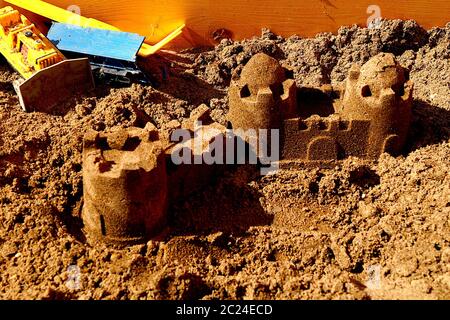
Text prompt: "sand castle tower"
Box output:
[[227, 53, 297, 131], [340, 53, 413, 158], [82, 123, 168, 246]]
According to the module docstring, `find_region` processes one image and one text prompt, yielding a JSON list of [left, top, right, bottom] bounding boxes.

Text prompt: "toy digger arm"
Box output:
[[140, 24, 185, 56], [5, 0, 184, 57]]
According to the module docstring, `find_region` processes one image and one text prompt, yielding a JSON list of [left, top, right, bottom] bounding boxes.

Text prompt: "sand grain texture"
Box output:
[[0, 20, 449, 300]]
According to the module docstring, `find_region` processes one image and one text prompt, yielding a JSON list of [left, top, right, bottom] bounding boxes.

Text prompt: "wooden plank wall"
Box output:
[[3, 0, 449, 48]]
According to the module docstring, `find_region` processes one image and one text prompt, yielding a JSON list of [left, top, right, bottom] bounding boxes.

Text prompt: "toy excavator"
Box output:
[[0, 6, 94, 112], [4, 0, 185, 57], [4, 0, 184, 86]]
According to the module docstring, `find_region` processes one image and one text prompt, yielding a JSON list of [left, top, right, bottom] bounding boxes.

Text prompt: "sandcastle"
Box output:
[[82, 123, 167, 245], [82, 52, 413, 245], [82, 107, 226, 245], [227, 52, 413, 165]]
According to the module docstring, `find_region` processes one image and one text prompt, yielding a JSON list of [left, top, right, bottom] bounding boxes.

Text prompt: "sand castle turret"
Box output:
[[82, 123, 168, 246], [340, 52, 413, 157], [227, 53, 297, 131]]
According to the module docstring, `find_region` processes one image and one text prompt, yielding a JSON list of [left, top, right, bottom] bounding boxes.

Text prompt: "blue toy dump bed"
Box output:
[[47, 23, 145, 62], [47, 23, 150, 85]]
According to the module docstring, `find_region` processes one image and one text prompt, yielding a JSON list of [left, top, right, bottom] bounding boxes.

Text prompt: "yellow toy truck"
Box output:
[[0, 6, 94, 112], [0, 6, 64, 78]]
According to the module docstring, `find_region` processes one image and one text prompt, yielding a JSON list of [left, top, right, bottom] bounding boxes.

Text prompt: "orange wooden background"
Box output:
[[2, 0, 449, 48]]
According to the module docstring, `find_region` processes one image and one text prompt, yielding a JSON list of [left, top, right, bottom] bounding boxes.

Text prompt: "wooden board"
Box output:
[[3, 0, 449, 48]]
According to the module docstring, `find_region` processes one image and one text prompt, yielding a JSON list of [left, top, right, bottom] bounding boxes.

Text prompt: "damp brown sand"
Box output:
[[0, 20, 449, 299]]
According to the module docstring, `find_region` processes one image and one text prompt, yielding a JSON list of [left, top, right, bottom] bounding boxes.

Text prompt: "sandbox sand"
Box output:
[[0, 20, 448, 299]]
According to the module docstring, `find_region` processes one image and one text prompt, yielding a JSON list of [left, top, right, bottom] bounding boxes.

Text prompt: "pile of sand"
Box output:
[[0, 20, 448, 299]]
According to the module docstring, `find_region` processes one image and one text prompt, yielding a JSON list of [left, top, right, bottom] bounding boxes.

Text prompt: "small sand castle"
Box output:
[[81, 52, 413, 245], [227, 52, 413, 165]]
